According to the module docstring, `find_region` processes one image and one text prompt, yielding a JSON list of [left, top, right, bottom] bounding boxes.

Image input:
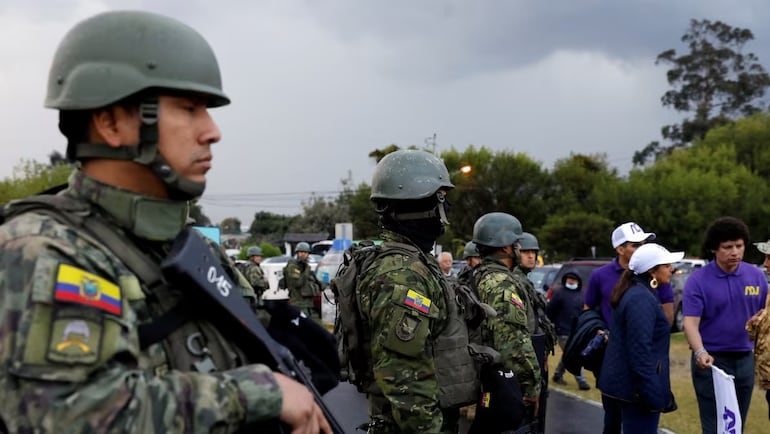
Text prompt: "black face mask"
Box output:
[[380, 193, 450, 252], [396, 218, 444, 252]]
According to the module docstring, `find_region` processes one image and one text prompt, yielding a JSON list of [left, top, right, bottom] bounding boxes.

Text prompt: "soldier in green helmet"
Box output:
[[347, 149, 459, 433], [472, 213, 542, 427], [0, 10, 330, 433], [511, 232, 558, 433], [244, 246, 269, 298], [283, 241, 322, 318]]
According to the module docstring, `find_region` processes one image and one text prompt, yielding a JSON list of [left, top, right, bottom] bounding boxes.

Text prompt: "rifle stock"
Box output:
[[161, 228, 344, 434]]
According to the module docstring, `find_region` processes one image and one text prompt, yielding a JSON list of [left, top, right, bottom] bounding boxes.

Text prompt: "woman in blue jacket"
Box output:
[[598, 243, 682, 433]]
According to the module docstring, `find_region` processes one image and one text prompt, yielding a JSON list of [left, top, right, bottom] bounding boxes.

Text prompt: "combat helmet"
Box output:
[[518, 232, 540, 251], [295, 242, 311, 253], [370, 150, 454, 201], [247, 246, 263, 257], [472, 212, 523, 248], [370, 149, 454, 225], [462, 241, 479, 259], [46, 10, 229, 200]]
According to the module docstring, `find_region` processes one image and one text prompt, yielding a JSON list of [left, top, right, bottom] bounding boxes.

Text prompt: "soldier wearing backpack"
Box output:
[[513, 232, 558, 433], [333, 149, 482, 434], [472, 213, 542, 429]]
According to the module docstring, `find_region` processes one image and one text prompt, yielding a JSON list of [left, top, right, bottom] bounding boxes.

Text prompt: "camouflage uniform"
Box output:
[[244, 262, 269, 298], [0, 172, 282, 432], [283, 259, 321, 314], [357, 230, 449, 434], [475, 257, 542, 400], [748, 293, 770, 389], [511, 266, 537, 333]]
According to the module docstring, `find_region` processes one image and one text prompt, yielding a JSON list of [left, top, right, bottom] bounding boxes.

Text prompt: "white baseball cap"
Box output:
[[629, 243, 685, 275], [611, 222, 656, 248], [754, 240, 770, 255]]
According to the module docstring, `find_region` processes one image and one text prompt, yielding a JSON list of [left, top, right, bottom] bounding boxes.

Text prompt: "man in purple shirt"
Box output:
[[683, 216, 768, 434], [583, 222, 674, 434]]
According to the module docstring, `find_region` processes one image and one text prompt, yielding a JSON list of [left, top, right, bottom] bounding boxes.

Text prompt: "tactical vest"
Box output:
[[1, 195, 247, 375], [331, 240, 481, 408]]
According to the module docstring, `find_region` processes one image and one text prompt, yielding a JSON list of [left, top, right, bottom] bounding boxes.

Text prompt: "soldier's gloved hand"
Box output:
[[274, 373, 332, 434]]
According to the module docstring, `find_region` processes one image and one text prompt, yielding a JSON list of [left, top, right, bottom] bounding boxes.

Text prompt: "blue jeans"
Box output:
[[621, 401, 661, 434], [601, 394, 622, 434], [691, 351, 754, 434]]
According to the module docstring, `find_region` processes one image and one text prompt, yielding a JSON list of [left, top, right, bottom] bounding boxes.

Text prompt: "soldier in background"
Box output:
[[472, 213, 542, 428], [352, 149, 455, 433], [456, 241, 481, 288], [244, 246, 269, 298], [0, 10, 329, 433], [512, 232, 557, 432], [283, 241, 322, 318]]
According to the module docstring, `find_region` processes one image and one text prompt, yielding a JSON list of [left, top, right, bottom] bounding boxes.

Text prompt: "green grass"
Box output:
[[548, 332, 767, 433]]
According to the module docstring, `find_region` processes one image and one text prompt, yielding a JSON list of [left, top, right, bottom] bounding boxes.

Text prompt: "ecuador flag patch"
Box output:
[[404, 289, 431, 314], [54, 264, 122, 316]]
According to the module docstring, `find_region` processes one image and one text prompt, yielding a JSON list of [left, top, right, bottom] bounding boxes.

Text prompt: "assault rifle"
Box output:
[[161, 228, 344, 434]]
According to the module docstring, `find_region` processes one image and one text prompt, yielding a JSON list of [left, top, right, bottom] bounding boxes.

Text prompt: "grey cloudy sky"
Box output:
[[2, 0, 769, 225]]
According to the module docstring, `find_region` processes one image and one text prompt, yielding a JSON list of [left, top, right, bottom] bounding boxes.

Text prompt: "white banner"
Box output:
[[712, 365, 742, 434]]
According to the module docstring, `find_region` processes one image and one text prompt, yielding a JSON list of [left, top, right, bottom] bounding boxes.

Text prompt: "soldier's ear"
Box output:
[[90, 105, 140, 147]]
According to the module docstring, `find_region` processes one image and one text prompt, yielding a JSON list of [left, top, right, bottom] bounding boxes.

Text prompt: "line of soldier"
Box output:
[[334, 149, 557, 434]]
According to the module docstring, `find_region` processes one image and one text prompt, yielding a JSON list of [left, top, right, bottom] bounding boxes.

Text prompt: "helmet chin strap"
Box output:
[[68, 97, 205, 201], [390, 192, 450, 226], [491, 245, 519, 268]]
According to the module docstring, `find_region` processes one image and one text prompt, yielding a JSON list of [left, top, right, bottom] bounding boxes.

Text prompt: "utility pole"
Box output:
[[425, 132, 437, 154]]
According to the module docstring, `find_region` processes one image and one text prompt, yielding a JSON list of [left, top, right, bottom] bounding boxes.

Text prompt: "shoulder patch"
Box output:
[[510, 292, 524, 308], [54, 264, 122, 316], [404, 289, 431, 314], [47, 316, 102, 365]]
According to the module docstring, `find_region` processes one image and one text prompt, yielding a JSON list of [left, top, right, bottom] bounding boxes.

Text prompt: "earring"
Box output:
[[650, 277, 659, 289]]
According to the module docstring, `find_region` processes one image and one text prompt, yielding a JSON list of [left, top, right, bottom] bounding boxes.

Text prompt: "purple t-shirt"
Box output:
[[682, 261, 768, 352], [584, 258, 674, 326]]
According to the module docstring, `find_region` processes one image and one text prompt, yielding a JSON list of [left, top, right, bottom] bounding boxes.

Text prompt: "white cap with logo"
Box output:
[[754, 240, 770, 255], [629, 243, 685, 275], [611, 222, 656, 248]]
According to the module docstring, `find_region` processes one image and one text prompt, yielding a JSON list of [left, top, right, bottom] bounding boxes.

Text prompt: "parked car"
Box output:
[[547, 259, 612, 301], [669, 269, 692, 333], [528, 265, 561, 296], [451, 259, 466, 277], [673, 258, 706, 275]]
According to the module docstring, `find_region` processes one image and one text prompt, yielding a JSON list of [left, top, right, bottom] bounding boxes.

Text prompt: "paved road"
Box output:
[[323, 382, 609, 434], [323, 383, 673, 434]]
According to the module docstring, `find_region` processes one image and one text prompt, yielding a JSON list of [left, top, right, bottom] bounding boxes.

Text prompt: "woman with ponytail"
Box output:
[[598, 243, 683, 433]]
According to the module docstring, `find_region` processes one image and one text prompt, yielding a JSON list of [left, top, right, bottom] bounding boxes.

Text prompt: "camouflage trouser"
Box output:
[[365, 395, 455, 434], [290, 297, 318, 319]]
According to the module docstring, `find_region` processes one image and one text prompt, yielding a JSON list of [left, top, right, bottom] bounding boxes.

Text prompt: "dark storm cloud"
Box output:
[[300, 0, 770, 81]]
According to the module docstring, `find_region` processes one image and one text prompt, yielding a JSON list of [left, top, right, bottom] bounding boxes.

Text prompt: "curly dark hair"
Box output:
[[701, 216, 750, 261]]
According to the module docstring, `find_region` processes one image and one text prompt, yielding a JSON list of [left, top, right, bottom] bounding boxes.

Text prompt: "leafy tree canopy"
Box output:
[[0, 160, 71, 204], [220, 217, 242, 234], [635, 19, 770, 164]]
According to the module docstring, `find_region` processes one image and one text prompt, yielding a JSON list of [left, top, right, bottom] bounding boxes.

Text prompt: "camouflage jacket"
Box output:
[[356, 230, 448, 433], [747, 293, 770, 389], [283, 259, 320, 306], [511, 267, 538, 333], [244, 262, 269, 296], [475, 257, 541, 399], [0, 171, 281, 433]]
